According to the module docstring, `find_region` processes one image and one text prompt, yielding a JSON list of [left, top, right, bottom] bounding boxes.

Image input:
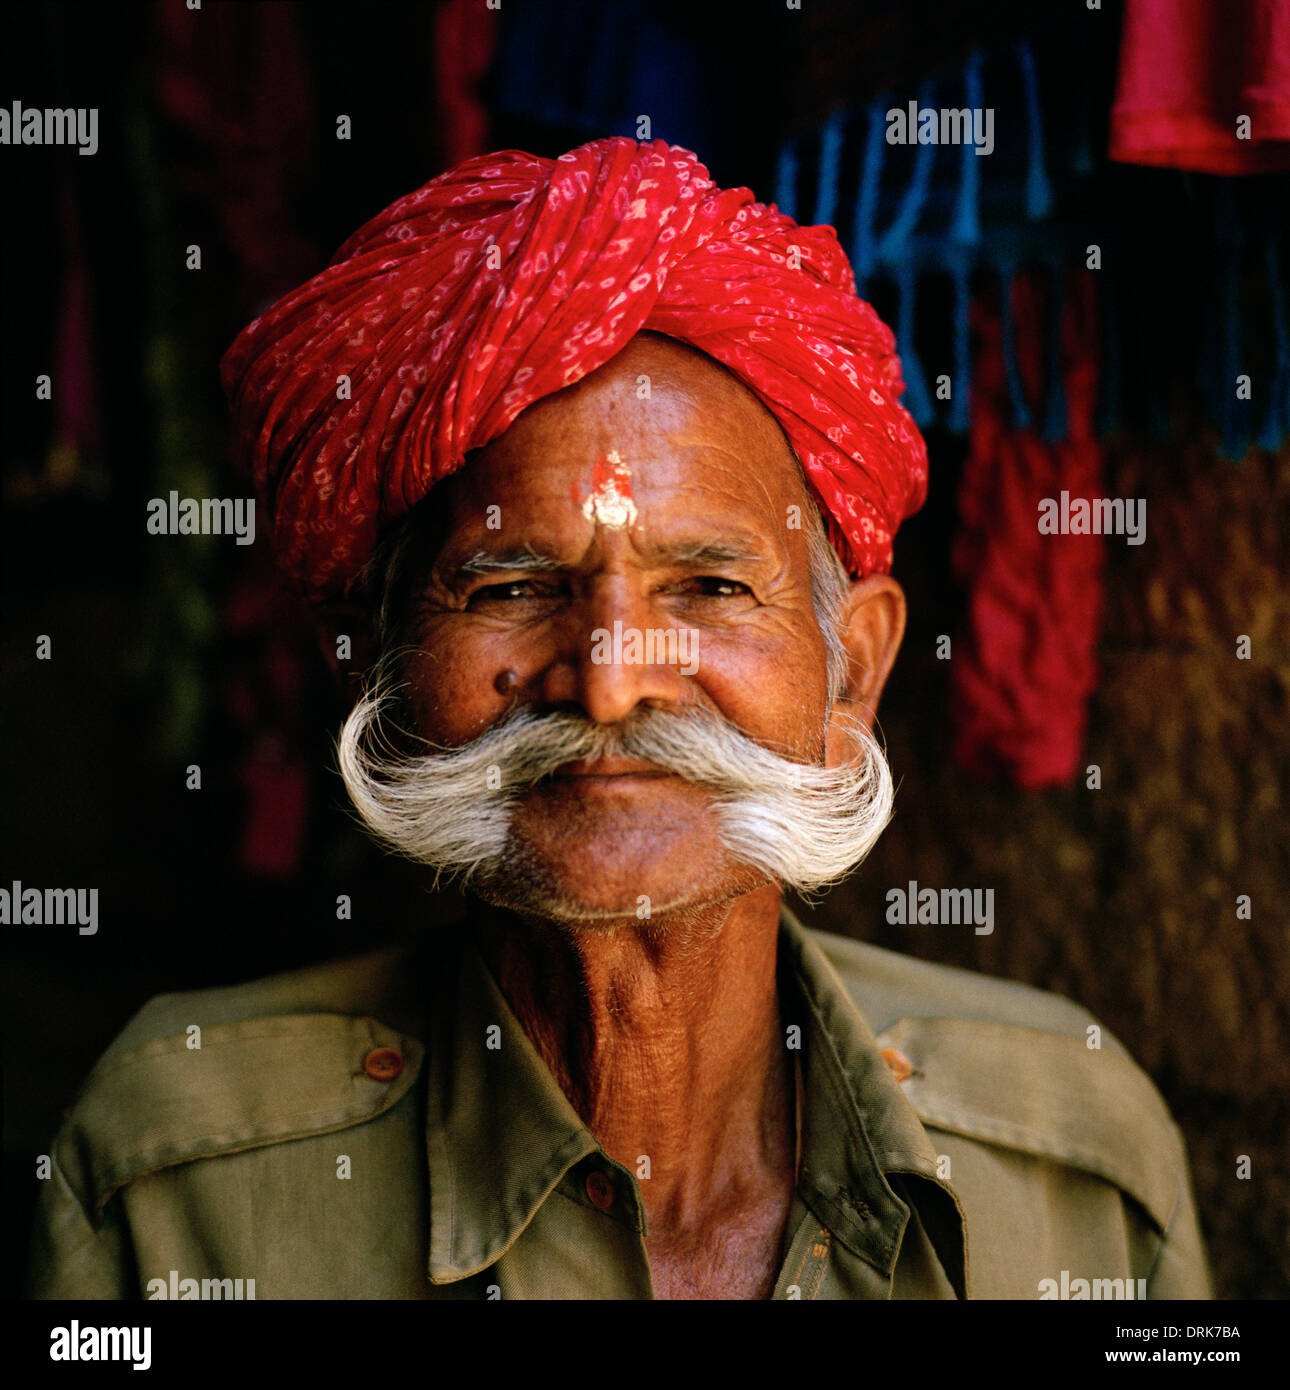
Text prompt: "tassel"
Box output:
[[774, 136, 799, 220], [876, 78, 936, 264], [1018, 40, 1053, 221], [950, 51, 983, 247], [850, 96, 886, 287], [812, 108, 846, 228], [949, 251, 972, 433]]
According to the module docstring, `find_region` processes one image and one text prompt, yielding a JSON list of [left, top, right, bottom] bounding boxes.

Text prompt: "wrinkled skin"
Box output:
[[385, 332, 905, 1298]]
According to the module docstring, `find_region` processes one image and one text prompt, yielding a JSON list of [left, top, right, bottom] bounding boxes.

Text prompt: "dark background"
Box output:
[[2, 0, 1287, 1299]]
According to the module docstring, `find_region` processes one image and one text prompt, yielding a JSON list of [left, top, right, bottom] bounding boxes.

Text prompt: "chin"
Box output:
[[472, 797, 770, 927]]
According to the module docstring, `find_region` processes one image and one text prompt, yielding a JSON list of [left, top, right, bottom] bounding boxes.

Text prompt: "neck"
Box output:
[[475, 883, 796, 1241]]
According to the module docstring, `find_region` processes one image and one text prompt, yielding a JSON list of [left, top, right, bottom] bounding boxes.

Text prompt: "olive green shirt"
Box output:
[[28, 906, 1212, 1300]]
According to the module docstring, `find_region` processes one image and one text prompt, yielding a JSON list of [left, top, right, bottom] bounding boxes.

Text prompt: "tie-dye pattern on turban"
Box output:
[[220, 136, 928, 601]]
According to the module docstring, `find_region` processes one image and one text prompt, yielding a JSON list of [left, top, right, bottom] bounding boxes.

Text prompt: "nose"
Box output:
[[537, 576, 688, 725]]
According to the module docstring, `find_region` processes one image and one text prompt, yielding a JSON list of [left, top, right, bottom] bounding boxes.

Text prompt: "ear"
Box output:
[[313, 601, 381, 718], [824, 575, 906, 766]]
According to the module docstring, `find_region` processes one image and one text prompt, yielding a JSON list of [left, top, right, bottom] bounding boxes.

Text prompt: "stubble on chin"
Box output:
[[468, 798, 771, 940]]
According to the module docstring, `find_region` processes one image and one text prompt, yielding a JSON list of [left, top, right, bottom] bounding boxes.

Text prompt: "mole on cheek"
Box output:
[[494, 669, 519, 695]]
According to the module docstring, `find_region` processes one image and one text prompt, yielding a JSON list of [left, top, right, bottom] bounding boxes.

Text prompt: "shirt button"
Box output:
[[585, 1169, 616, 1210], [880, 1047, 913, 1082], [363, 1046, 404, 1082]]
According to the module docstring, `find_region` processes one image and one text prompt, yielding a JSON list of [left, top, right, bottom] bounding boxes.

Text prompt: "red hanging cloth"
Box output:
[[433, 0, 500, 166], [1110, 0, 1290, 173], [951, 269, 1106, 790]]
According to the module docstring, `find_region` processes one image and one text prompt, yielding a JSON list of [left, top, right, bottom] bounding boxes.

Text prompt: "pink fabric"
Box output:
[[155, 0, 319, 301], [220, 137, 928, 600], [433, 0, 499, 167], [222, 566, 314, 879], [54, 181, 98, 460], [951, 270, 1106, 789], [1111, 0, 1290, 173]]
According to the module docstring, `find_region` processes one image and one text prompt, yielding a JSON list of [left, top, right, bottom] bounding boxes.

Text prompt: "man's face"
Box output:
[[395, 332, 839, 921]]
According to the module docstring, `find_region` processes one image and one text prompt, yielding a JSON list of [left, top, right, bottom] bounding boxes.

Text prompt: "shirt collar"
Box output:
[[421, 904, 966, 1295], [422, 924, 599, 1282], [778, 905, 968, 1297]]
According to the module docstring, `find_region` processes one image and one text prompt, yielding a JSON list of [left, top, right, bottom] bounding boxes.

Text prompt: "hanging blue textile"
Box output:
[[812, 108, 846, 229], [849, 97, 887, 290], [578, 0, 622, 130], [1017, 40, 1053, 222], [948, 250, 973, 433], [493, 1, 545, 122], [1041, 258, 1067, 443], [1070, 90, 1096, 177], [1257, 235, 1290, 452], [896, 263, 933, 427], [943, 52, 984, 434], [623, 9, 717, 158], [949, 50, 984, 248], [1217, 241, 1251, 453], [1217, 187, 1247, 461], [491, 0, 713, 169], [774, 136, 799, 221], [998, 259, 1032, 431], [542, 1, 583, 124], [875, 79, 936, 266]]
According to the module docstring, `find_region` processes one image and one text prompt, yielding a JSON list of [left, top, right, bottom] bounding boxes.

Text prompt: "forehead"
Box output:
[[430, 333, 808, 545]]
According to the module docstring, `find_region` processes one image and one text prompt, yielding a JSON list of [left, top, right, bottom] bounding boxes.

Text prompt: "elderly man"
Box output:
[[30, 138, 1210, 1301]]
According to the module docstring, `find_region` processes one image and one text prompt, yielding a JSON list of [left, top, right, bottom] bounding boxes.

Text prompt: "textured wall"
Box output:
[[798, 433, 1290, 1299]]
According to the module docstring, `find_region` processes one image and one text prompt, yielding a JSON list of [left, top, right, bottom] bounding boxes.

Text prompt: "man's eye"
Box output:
[[681, 576, 752, 598], [470, 580, 547, 603]]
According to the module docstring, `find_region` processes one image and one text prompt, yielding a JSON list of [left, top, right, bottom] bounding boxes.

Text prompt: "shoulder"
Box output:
[[806, 925, 1189, 1235], [51, 945, 428, 1222], [100, 943, 418, 1055], [809, 925, 1105, 1040]]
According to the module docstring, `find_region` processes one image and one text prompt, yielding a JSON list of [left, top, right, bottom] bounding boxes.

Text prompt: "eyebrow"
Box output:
[[646, 539, 765, 567], [451, 546, 565, 577], [447, 538, 767, 582]]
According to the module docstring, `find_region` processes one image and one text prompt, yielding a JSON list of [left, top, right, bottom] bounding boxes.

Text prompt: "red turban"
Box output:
[[221, 136, 928, 601]]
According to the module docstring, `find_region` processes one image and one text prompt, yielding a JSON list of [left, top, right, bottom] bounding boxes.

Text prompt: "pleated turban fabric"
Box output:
[[221, 136, 928, 601]]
